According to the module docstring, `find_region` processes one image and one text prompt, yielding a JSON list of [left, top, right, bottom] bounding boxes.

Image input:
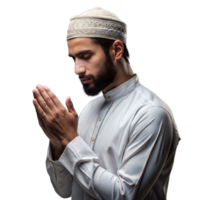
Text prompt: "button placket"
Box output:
[[89, 102, 111, 149], [92, 101, 114, 151]]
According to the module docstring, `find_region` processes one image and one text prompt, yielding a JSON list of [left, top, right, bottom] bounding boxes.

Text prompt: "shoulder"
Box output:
[[130, 106, 173, 140], [146, 106, 172, 120]]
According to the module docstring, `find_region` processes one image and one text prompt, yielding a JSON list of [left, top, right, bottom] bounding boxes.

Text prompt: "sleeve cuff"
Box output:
[[47, 141, 66, 169], [58, 135, 100, 175]]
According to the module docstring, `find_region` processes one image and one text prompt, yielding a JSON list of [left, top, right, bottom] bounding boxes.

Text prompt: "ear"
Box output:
[[112, 40, 123, 61]]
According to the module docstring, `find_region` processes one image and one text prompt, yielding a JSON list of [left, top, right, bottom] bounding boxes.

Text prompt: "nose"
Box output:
[[74, 58, 86, 75]]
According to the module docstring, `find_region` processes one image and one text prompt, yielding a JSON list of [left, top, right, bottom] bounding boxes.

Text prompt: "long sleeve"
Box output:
[[46, 142, 73, 198], [55, 106, 173, 200]]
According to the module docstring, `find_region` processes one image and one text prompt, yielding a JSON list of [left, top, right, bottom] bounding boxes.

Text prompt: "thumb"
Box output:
[[65, 96, 77, 115]]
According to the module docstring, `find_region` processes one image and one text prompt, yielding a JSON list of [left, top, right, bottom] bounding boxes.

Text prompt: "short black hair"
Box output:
[[91, 37, 130, 64]]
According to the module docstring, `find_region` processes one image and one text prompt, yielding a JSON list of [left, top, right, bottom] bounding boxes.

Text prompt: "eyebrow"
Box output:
[[68, 50, 93, 58]]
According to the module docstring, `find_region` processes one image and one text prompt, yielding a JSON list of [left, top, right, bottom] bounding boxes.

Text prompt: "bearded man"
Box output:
[[32, 7, 181, 200]]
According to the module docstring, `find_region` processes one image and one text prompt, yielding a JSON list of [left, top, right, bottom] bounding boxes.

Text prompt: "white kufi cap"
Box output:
[[67, 7, 127, 44]]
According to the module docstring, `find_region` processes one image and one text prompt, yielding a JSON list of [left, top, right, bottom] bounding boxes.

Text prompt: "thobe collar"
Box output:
[[102, 73, 140, 102]]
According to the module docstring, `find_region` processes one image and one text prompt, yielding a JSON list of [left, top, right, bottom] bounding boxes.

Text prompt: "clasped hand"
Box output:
[[32, 84, 78, 146]]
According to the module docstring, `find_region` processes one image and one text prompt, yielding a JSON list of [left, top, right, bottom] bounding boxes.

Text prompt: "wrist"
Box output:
[[50, 141, 66, 161], [61, 134, 78, 146]]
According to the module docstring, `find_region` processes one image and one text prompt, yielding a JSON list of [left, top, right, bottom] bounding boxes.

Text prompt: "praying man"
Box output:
[[32, 7, 181, 200]]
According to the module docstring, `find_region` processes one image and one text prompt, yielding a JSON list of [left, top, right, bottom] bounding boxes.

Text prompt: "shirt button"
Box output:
[[49, 159, 51, 162], [99, 117, 102, 121], [108, 96, 111, 99], [91, 136, 95, 141]]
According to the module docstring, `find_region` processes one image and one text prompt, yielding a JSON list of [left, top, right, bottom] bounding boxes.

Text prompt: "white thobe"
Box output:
[[46, 74, 181, 200]]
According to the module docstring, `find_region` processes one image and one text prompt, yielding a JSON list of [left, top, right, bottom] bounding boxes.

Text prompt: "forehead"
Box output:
[[67, 37, 99, 54], [65, 38, 104, 57]]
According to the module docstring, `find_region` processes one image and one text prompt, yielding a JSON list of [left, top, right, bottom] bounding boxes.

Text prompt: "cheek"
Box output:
[[90, 53, 106, 70]]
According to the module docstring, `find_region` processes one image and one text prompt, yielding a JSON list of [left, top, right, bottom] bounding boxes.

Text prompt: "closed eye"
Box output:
[[71, 55, 91, 62], [80, 54, 92, 60]]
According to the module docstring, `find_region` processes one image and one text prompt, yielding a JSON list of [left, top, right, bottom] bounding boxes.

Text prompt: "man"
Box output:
[[32, 7, 181, 200]]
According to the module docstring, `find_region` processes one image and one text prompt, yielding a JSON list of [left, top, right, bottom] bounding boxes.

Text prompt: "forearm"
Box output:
[[44, 141, 73, 199]]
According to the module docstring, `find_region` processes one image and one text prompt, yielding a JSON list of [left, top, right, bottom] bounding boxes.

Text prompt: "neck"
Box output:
[[119, 57, 134, 76], [103, 62, 136, 93]]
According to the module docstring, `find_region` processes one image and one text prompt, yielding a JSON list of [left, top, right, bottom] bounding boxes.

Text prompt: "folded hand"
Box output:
[[32, 84, 78, 146]]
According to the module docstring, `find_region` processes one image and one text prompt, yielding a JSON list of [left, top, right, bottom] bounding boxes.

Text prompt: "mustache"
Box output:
[[80, 76, 93, 79]]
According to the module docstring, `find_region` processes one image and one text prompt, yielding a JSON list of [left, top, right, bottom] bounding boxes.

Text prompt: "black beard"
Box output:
[[78, 54, 117, 98]]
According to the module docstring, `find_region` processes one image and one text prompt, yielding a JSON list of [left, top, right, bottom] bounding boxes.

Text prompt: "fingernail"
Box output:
[[43, 85, 48, 90]]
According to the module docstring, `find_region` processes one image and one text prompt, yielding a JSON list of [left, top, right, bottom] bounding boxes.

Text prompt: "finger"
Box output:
[[30, 98, 35, 114], [31, 98, 38, 107], [34, 83, 58, 96], [35, 112, 42, 126], [30, 86, 37, 99], [35, 113, 44, 134], [31, 95, 41, 121], [43, 85, 64, 109], [32, 101, 42, 131], [36, 84, 56, 111], [32, 102, 42, 123], [30, 89, 37, 114], [30, 89, 35, 98], [31, 89, 46, 119], [30, 83, 61, 108]]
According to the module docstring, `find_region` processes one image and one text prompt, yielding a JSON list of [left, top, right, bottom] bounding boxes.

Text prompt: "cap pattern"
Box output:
[[67, 7, 127, 44]]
